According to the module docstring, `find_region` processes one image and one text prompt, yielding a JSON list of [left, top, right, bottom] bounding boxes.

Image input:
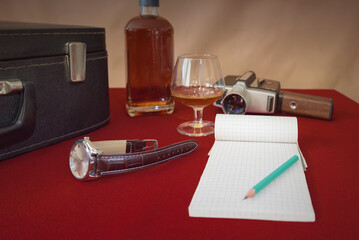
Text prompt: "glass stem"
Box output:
[[193, 107, 204, 127]]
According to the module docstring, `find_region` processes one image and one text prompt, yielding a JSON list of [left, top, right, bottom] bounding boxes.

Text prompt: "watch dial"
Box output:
[[69, 142, 90, 180]]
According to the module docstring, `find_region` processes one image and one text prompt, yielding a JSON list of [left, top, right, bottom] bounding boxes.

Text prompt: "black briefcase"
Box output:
[[0, 22, 110, 161]]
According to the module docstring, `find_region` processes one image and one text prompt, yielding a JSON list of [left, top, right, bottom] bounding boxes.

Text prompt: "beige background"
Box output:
[[1, 0, 358, 102]]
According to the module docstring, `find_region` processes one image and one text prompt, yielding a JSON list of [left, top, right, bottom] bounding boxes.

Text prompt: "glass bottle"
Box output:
[[125, 0, 174, 116]]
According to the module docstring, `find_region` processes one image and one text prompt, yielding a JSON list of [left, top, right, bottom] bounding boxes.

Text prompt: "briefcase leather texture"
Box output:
[[0, 21, 110, 161]]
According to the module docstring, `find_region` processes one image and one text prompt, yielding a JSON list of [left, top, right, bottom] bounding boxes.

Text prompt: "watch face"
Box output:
[[69, 141, 90, 180]]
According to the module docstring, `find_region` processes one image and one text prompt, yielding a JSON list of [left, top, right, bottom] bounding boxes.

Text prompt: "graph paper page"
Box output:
[[214, 114, 298, 143], [213, 114, 307, 169], [189, 115, 315, 221]]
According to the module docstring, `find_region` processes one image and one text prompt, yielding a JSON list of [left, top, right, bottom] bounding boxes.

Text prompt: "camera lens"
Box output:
[[223, 94, 246, 114]]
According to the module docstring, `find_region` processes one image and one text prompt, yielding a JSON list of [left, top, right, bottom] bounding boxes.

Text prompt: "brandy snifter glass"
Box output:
[[171, 54, 225, 137]]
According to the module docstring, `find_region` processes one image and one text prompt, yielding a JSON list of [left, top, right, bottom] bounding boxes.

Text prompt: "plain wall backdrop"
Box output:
[[1, 0, 358, 102]]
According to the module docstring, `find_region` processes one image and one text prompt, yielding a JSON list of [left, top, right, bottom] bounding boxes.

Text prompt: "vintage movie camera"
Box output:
[[214, 71, 333, 120]]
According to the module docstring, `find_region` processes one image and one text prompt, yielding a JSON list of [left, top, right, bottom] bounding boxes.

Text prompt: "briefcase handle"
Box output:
[[0, 80, 36, 149]]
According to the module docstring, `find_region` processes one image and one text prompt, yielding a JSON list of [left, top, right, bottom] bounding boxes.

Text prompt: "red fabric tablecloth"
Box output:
[[0, 88, 358, 240]]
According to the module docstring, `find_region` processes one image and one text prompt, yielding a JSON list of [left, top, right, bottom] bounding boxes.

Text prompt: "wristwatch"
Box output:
[[69, 137, 199, 181]]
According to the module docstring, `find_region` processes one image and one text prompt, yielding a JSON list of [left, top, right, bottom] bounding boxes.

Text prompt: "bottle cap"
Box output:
[[139, 0, 159, 7]]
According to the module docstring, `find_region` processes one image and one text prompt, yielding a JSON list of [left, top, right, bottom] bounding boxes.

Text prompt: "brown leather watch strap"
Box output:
[[95, 140, 199, 176]]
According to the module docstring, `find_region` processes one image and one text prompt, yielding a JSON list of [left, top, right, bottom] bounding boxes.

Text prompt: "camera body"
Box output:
[[215, 71, 334, 120], [215, 71, 280, 114]]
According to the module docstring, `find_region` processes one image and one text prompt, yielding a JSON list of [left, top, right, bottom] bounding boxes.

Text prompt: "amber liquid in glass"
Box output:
[[172, 86, 224, 108], [125, 14, 174, 116]]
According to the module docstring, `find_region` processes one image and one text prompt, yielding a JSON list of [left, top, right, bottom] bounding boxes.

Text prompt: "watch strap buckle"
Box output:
[[127, 139, 158, 153], [142, 139, 158, 151]]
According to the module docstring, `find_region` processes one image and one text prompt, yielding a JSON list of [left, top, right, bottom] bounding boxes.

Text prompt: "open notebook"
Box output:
[[188, 114, 315, 222]]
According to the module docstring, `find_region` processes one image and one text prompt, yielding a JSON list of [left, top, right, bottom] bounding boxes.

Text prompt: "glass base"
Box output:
[[177, 120, 214, 137], [126, 103, 174, 117]]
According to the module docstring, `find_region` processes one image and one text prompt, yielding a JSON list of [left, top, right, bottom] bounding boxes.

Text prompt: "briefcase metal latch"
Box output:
[[0, 80, 23, 95], [67, 42, 86, 82]]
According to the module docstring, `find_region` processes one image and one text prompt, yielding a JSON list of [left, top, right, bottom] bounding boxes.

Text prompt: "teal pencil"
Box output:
[[243, 155, 299, 200]]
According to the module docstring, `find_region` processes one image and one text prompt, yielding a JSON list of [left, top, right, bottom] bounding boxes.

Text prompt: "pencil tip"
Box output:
[[243, 196, 247, 200]]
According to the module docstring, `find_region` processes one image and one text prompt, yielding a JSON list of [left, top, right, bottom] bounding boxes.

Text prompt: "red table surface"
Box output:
[[0, 89, 358, 240]]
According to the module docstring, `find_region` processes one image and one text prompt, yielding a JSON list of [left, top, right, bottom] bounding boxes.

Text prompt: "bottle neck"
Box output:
[[140, 6, 159, 16]]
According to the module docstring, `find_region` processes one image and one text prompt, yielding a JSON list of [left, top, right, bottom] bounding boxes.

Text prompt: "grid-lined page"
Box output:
[[189, 114, 315, 222], [215, 114, 298, 143], [213, 114, 307, 169]]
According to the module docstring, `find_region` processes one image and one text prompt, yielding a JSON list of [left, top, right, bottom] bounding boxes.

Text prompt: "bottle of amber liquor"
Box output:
[[125, 0, 174, 116]]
